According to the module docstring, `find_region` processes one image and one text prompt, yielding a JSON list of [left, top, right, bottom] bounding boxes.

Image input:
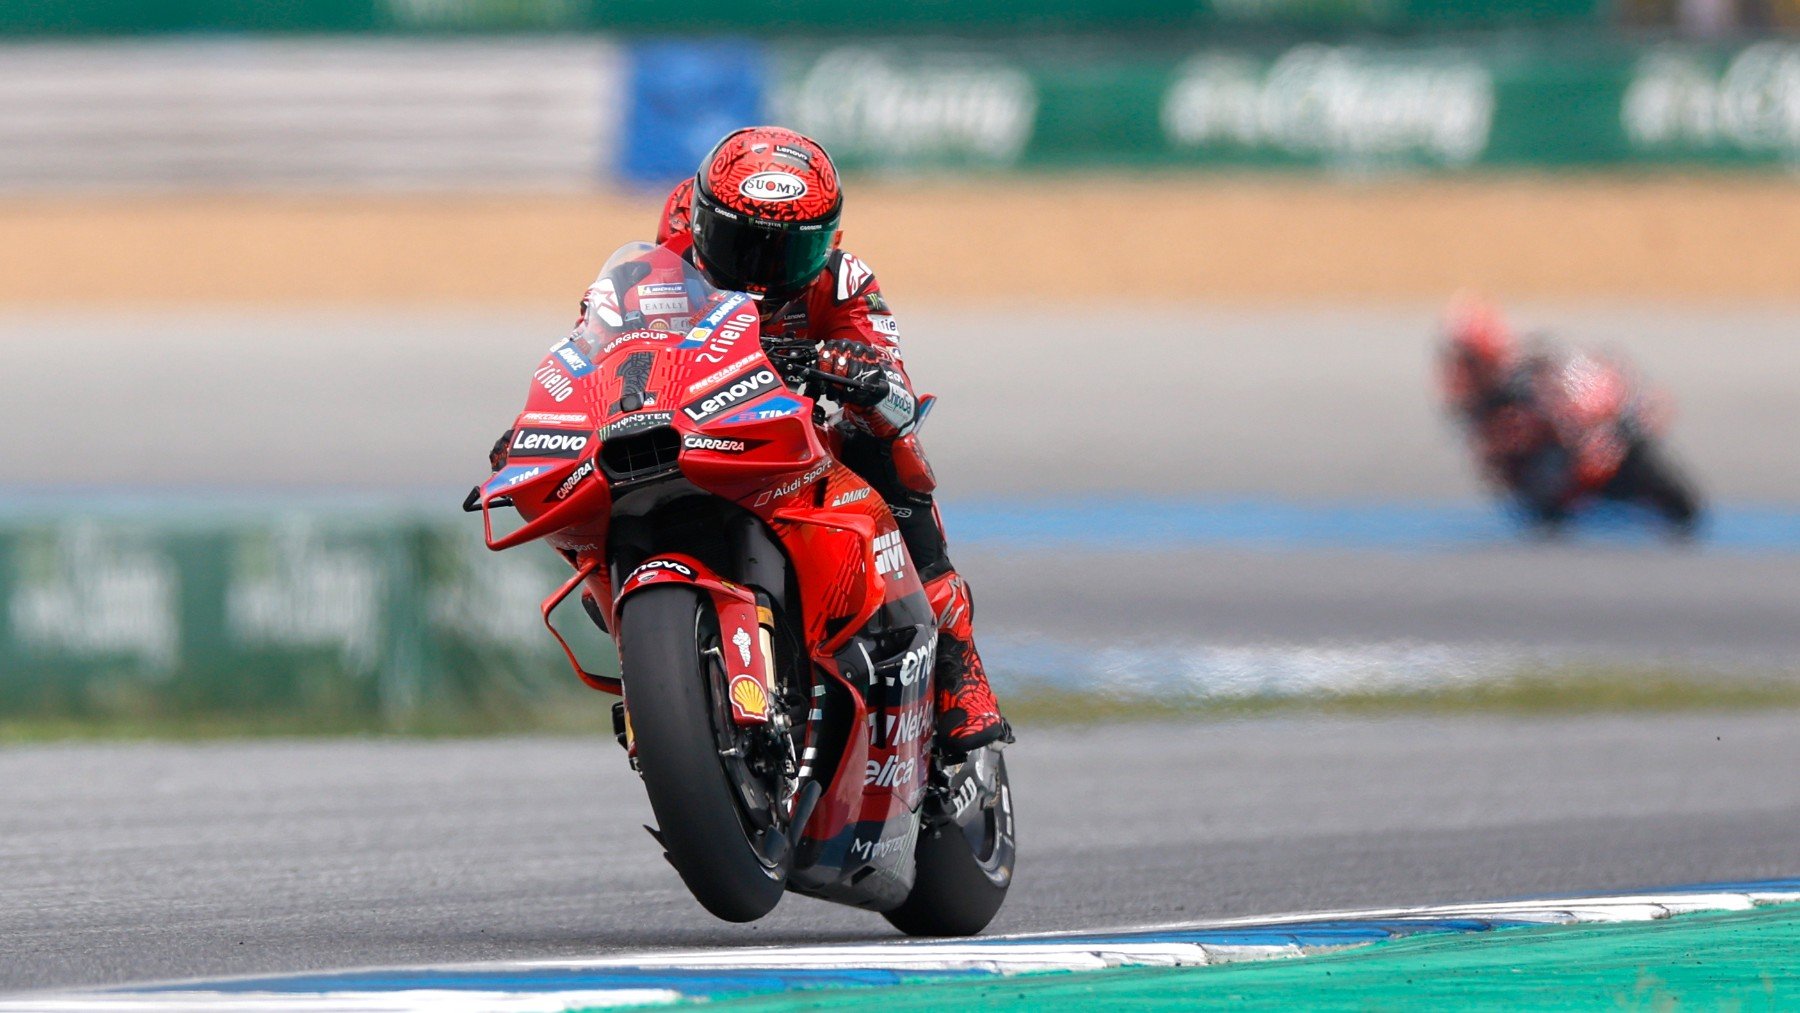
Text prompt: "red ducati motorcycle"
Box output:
[[1448, 345, 1701, 534], [466, 242, 1014, 933]]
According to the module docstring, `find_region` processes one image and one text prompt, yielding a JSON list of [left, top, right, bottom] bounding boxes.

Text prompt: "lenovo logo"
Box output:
[[510, 428, 590, 459], [681, 368, 779, 425]]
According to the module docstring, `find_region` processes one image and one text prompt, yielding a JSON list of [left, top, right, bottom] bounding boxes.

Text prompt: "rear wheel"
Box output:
[[1612, 441, 1701, 532], [883, 748, 1015, 936], [620, 585, 788, 922]]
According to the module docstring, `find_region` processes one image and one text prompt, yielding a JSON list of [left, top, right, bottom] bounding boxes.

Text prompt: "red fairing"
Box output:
[[1537, 351, 1633, 491]]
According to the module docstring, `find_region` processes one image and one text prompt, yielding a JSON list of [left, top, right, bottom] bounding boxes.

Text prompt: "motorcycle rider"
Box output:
[[498, 128, 1002, 752], [1439, 295, 1695, 532], [656, 177, 694, 246], [660, 126, 1008, 753], [1440, 295, 1581, 522], [1440, 295, 1519, 423]]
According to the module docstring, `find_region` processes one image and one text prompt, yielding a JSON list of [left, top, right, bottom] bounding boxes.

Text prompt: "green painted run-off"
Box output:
[[676, 903, 1800, 1011]]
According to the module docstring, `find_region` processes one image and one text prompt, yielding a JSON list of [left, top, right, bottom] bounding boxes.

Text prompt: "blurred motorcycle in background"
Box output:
[[1439, 295, 1702, 536]]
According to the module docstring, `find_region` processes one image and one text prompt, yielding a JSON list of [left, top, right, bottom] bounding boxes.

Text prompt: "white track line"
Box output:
[[6, 885, 1795, 1012], [6, 991, 677, 1013]]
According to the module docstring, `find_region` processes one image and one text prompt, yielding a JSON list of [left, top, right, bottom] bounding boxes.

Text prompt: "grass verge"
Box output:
[[2, 669, 1797, 742], [1003, 669, 1800, 726], [0, 698, 615, 743]]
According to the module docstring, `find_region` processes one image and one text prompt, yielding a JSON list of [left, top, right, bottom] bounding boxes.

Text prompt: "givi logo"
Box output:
[[873, 529, 906, 579]]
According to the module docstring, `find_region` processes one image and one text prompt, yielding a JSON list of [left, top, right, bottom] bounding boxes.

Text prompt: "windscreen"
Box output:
[[575, 241, 729, 356]]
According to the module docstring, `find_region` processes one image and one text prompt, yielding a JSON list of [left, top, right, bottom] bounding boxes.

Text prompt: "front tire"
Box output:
[[620, 585, 785, 922], [883, 749, 1015, 936]]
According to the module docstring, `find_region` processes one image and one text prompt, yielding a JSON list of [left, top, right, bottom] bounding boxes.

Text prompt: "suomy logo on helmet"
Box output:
[[738, 172, 808, 203]]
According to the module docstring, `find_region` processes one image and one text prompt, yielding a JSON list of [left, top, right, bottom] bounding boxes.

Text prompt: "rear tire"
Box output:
[[883, 750, 1015, 936], [1613, 441, 1701, 532], [620, 585, 785, 922]]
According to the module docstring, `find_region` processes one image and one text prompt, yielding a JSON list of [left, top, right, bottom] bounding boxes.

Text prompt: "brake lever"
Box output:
[[801, 366, 884, 400]]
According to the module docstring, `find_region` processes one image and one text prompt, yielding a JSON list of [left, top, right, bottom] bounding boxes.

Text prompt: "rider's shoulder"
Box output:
[[823, 249, 881, 305]]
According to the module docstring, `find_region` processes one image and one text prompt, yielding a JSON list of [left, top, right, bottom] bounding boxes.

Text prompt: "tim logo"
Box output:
[[873, 529, 906, 579]]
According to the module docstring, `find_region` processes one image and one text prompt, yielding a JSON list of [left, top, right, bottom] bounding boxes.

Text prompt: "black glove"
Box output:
[[817, 339, 890, 408], [489, 429, 513, 472]]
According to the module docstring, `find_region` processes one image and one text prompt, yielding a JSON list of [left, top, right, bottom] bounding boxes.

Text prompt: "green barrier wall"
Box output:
[[1, 0, 1602, 35], [771, 39, 1800, 171], [0, 513, 615, 729]]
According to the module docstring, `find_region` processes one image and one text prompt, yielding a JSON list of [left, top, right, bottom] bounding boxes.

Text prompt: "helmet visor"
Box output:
[[692, 188, 838, 301]]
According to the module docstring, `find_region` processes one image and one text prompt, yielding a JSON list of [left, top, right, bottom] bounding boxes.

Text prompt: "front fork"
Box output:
[[614, 552, 782, 729]]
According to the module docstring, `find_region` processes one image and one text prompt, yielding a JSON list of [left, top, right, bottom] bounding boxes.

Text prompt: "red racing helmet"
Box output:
[[690, 126, 843, 304], [1443, 293, 1514, 374], [656, 177, 694, 246]]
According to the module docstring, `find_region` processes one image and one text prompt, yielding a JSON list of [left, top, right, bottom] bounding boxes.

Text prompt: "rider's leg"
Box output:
[[838, 430, 1009, 752]]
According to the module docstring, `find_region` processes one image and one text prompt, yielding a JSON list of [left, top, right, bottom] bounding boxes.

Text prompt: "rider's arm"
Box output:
[[813, 252, 919, 439]]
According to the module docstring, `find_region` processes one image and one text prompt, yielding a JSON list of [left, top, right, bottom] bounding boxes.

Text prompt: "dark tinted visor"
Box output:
[[692, 188, 839, 300]]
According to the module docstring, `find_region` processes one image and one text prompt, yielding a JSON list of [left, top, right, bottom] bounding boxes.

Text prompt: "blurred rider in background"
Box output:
[[653, 127, 1009, 753], [1441, 294, 1529, 438], [1439, 294, 1697, 533], [1441, 294, 1587, 522]]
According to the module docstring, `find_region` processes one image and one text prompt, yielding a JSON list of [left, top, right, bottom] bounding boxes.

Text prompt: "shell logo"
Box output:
[[729, 674, 769, 720]]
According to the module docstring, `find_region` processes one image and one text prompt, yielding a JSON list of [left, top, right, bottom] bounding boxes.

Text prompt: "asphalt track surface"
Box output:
[[959, 544, 1800, 663], [3, 713, 1797, 993], [3, 302, 1796, 500]]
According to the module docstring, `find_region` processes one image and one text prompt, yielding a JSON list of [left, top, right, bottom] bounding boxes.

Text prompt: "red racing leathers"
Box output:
[[662, 232, 1005, 750]]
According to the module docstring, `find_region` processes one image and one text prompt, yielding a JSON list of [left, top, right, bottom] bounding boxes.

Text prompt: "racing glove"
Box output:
[[489, 429, 513, 472], [818, 339, 918, 440], [817, 339, 889, 408]]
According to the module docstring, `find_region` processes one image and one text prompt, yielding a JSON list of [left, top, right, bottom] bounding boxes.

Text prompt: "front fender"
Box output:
[[616, 554, 776, 726]]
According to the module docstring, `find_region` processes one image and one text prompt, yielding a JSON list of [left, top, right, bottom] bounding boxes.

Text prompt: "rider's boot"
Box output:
[[924, 570, 1010, 753], [837, 429, 1009, 752]]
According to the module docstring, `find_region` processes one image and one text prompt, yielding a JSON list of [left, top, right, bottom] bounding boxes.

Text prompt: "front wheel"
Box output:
[[620, 585, 786, 922], [883, 748, 1015, 936]]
